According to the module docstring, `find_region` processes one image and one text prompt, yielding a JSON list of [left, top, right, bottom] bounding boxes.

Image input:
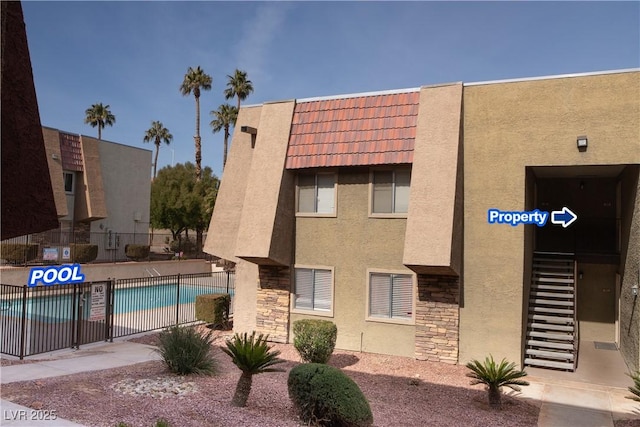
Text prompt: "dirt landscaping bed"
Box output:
[[0, 329, 540, 427]]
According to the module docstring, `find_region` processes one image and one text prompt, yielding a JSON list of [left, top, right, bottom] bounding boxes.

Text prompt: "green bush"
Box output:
[[70, 244, 98, 263], [288, 363, 373, 427], [195, 294, 230, 328], [293, 319, 337, 363], [124, 244, 150, 261], [170, 238, 195, 254], [155, 325, 217, 376], [0, 244, 38, 264], [466, 355, 529, 409], [627, 371, 640, 401]]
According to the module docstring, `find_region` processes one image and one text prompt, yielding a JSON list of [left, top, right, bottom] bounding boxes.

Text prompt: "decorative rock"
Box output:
[[110, 377, 198, 399]]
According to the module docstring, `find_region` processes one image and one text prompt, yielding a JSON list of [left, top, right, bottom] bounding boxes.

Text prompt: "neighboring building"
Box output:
[[204, 69, 640, 372], [35, 126, 152, 260]]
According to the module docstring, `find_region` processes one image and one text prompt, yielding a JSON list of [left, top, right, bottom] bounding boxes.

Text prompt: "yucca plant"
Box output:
[[466, 355, 529, 409], [221, 331, 285, 407], [627, 371, 640, 401]]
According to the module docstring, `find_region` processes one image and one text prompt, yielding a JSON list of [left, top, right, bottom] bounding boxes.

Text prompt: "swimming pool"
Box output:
[[1, 283, 233, 323]]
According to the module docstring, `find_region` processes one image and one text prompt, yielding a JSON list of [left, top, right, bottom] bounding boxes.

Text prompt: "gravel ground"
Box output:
[[1, 330, 541, 427]]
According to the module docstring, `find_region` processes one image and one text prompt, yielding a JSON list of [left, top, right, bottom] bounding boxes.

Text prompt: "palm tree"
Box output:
[[84, 103, 115, 140], [180, 66, 212, 181], [143, 121, 173, 179], [210, 104, 238, 170], [466, 355, 529, 409], [221, 331, 284, 407], [224, 69, 253, 124]]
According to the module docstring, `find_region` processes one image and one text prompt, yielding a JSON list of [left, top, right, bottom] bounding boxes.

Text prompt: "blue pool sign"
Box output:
[[28, 264, 85, 287], [488, 207, 577, 228]]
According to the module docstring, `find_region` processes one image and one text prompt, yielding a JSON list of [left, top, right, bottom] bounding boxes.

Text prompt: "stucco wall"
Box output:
[[236, 100, 295, 265], [231, 260, 259, 335], [76, 136, 108, 221], [462, 71, 640, 365], [619, 166, 640, 370], [292, 168, 416, 357], [204, 106, 262, 262], [404, 83, 462, 275], [94, 139, 151, 234]]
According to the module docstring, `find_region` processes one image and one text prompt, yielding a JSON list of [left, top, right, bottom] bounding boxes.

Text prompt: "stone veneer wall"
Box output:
[[256, 266, 291, 343], [415, 275, 460, 364]]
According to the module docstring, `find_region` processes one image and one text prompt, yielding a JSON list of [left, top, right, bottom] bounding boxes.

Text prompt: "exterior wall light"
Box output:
[[241, 126, 258, 148], [577, 136, 588, 152], [241, 126, 257, 135]]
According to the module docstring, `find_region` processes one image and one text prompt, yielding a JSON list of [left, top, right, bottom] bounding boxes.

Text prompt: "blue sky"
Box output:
[[22, 1, 639, 178]]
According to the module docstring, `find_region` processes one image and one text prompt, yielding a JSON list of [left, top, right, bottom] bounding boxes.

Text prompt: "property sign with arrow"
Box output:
[[488, 207, 577, 228]]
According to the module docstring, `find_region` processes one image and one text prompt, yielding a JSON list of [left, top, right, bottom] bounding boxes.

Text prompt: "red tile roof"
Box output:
[[59, 132, 83, 172], [285, 91, 419, 169]]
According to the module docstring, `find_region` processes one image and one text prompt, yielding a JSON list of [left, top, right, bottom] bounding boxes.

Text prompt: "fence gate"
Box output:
[[0, 281, 114, 358]]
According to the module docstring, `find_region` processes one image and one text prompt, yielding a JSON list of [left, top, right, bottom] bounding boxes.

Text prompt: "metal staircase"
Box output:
[[524, 252, 578, 371]]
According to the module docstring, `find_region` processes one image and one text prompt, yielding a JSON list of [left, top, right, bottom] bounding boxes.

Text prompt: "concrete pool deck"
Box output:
[[1, 339, 640, 426]]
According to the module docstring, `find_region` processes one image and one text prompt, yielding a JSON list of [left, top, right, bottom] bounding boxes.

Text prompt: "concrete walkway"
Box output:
[[1, 340, 640, 426]]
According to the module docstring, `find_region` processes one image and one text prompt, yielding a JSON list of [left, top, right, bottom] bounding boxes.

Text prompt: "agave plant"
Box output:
[[466, 355, 529, 409], [221, 331, 285, 407], [627, 371, 640, 401]]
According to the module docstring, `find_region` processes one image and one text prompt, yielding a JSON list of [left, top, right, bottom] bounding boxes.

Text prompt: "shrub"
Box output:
[[195, 294, 230, 328], [0, 244, 38, 264], [124, 244, 150, 261], [288, 363, 373, 427], [155, 325, 216, 375], [293, 319, 337, 363], [170, 238, 195, 254], [221, 331, 284, 407], [70, 244, 98, 263], [627, 371, 640, 401], [466, 355, 529, 409]]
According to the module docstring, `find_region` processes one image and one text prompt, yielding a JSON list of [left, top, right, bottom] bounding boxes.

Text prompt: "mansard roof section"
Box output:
[[286, 90, 420, 169]]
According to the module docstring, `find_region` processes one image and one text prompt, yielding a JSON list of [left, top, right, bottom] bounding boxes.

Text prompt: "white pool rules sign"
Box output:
[[89, 283, 106, 321]]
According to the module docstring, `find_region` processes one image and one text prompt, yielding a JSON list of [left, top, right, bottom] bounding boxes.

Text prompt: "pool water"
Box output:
[[1, 284, 232, 322]]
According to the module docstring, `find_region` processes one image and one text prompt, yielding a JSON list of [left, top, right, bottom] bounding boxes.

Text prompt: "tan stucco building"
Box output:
[[204, 69, 640, 372], [26, 126, 152, 261]]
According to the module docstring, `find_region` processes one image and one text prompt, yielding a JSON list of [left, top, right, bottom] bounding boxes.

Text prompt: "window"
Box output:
[[371, 169, 410, 214], [63, 172, 74, 194], [369, 272, 413, 321], [297, 173, 336, 215], [293, 267, 332, 313]]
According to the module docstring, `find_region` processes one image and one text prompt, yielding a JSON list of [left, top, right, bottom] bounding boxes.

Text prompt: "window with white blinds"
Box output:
[[372, 169, 410, 214], [297, 173, 336, 214], [294, 268, 332, 312], [369, 272, 413, 320]]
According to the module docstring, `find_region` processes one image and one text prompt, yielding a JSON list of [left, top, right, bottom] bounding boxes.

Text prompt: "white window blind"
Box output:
[[369, 273, 391, 317], [295, 268, 332, 312], [316, 174, 335, 214], [394, 170, 411, 213], [369, 273, 413, 320], [298, 175, 316, 213], [372, 169, 411, 214], [297, 173, 335, 214]]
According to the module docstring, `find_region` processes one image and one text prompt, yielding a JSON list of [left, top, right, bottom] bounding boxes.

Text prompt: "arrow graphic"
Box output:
[[551, 207, 577, 228]]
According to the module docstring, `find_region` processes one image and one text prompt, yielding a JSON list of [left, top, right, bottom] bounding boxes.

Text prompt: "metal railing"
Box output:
[[0, 271, 234, 358]]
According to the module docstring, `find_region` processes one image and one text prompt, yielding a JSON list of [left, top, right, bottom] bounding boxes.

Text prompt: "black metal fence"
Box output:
[[0, 271, 234, 358], [0, 230, 210, 266]]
